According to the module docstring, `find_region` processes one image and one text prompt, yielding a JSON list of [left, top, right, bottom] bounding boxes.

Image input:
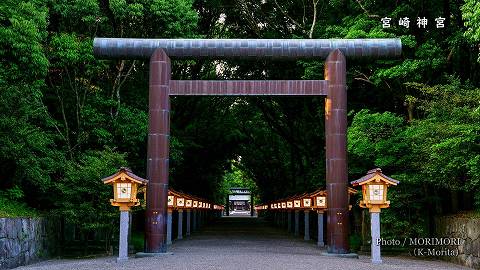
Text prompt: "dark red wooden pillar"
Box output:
[[145, 49, 171, 253], [324, 49, 349, 254]]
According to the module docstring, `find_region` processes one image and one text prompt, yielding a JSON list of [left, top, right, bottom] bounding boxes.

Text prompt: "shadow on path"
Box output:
[[171, 217, 321, 256]]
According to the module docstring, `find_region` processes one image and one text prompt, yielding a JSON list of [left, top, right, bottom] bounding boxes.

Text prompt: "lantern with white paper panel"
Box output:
[[168, 195, 175, 207], [350, 168, 399, 264], [102, 167, 148, 211], [101, 167, 148, 262], [287, 201, 293, 208], [294, 200, 301, 208], [309, 190, 327, 209], [176, 197, 185, 208], [303, 198, 312, 208], [316, 196, 326, 208], [350, 168, 399, 213]]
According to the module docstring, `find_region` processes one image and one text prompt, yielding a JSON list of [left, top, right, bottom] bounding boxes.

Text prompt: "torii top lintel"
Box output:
[[93, 38, 402, 59]]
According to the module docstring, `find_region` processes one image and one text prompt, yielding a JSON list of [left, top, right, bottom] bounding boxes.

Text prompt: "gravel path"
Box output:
[[18, 216, 471, 270]]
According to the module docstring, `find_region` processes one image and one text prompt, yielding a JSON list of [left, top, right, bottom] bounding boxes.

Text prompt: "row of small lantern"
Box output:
[[102, 167, 224, 262], [104, 167, 398, 264], [167, 189, 224, 211], [103, 167, 224, 212], [255, 189, 352, 212], [255, 195, 326, 211], [254, 189, 334, 246], [255, 168, 399, 264]]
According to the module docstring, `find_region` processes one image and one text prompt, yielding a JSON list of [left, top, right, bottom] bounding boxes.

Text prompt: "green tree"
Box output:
[[219, 160, 259, 205], [0, 0, 62, 205], [462, 0, 480, 61], [53, 148, 127, 253]]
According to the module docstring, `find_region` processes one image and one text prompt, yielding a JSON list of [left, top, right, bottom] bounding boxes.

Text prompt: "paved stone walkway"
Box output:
[[19, 217, 471, 270]]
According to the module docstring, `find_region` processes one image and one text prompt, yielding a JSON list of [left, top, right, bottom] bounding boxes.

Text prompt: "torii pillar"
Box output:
[[324, 50, 349, 253], [93, 38, 402, 255], [145, 49, 171, 253]]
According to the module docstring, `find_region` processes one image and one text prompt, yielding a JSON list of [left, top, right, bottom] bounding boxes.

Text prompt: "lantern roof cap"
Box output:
[[308, 187, 357, 197], [350, 168, 399, 186], [169, 189, 216, 206], [102, 167, 148, 185], [169, 189, 198, 200]]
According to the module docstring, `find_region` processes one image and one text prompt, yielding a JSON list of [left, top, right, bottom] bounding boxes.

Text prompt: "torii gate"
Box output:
[[93, 38, 402, 255]]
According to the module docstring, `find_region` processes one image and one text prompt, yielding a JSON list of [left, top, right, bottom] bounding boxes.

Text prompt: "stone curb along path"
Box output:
[[0, 217, 59, 270]]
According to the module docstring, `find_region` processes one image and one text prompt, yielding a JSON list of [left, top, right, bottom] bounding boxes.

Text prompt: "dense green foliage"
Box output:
[[220, 160, 259, 205], [0, 186, 38, 217], [1, 0, 479, 250], [462, 0, 480, 61]]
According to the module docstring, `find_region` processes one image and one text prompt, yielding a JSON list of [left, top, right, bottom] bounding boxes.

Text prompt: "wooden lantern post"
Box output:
[[102, 167, 148, 262], [350, 168, 399, 264]]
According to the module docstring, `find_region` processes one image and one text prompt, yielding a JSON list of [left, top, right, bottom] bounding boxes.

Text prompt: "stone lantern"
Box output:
[[350, 168, 399, 264], [102, 167, 148, 262]]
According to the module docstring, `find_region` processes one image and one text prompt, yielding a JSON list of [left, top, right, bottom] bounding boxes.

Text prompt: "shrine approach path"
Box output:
[[18, 216, 470, 270]]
